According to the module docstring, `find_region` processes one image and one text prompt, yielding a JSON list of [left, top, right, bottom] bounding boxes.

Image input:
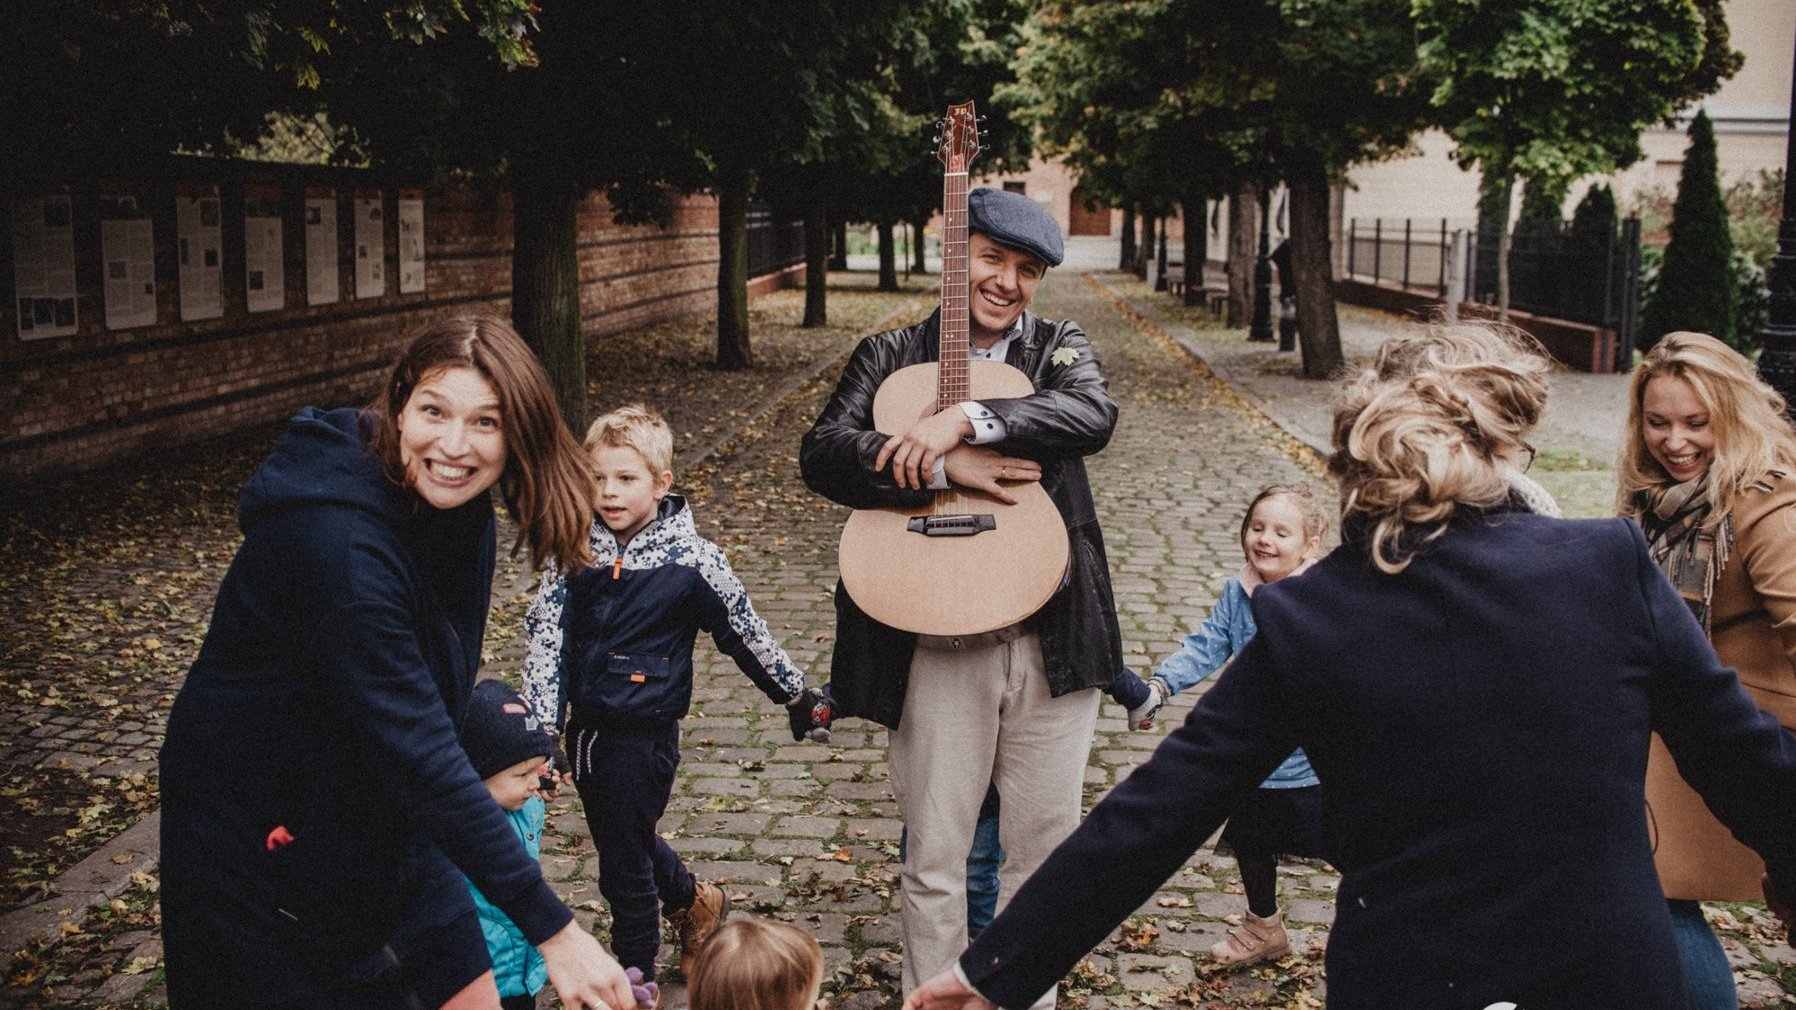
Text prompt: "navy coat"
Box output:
[[159, 408, 570, 1003], [961, 512, 1796, 1010]]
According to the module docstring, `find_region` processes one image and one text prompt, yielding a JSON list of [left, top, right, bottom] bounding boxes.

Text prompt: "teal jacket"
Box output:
[[469, 797, 549, 998]]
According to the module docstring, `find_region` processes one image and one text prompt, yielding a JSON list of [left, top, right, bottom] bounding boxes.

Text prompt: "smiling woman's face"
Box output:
[[1641, 373, 1715, 484], [396, 365, 507, 510]]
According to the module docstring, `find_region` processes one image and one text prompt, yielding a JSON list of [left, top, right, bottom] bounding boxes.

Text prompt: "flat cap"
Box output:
[[967, 188, 1064, 268]]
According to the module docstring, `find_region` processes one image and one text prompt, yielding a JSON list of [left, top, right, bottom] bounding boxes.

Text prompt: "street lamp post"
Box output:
[[1755, 30, 1796, 412], [1249, 184, 1275, 342]]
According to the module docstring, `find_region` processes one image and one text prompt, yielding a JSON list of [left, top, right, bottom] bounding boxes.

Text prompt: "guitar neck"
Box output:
[[940, 167, 970, 407]]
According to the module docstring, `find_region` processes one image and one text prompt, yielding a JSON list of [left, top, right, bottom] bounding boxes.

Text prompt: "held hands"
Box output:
[[905, 969, 999, 1010], [788, 686, 834, 743], [539, 920, 636, 1010], [1128, 678, 1166, 731]]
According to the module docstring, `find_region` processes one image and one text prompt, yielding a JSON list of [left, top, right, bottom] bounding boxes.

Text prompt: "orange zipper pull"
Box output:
[[612, 556, 624, 580]]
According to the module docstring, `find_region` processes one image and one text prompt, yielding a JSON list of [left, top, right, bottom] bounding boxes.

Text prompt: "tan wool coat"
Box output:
[[1647, 471, 1796, 900]]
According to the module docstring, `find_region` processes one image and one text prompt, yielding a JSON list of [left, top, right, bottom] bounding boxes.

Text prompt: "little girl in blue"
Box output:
[[1134, 481, 1329, 967]]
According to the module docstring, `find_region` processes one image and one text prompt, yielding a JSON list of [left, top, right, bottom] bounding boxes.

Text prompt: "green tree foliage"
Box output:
[[1414, 0, 1740, 318], [1008, 0, 1431, 377], [1641, 110, 1739, 350]]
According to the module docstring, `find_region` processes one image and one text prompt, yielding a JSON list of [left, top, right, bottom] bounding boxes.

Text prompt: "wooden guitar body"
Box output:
[[838, 359, 1070, 636]]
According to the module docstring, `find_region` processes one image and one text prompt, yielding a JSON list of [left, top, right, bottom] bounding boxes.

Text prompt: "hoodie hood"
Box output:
[[238, 406, 492, 538]]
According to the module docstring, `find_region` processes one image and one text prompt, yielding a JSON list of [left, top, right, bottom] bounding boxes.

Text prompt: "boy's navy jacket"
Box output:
[[958, 513, 1796, 1010], [522, 494, 804, 732], [158, 407, 570, 1001]]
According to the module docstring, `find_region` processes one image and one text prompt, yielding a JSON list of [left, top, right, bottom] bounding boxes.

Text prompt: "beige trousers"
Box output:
[[887, 631, 1101, 1009]]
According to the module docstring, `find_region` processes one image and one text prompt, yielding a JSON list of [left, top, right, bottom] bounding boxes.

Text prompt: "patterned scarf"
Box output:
[[1637, 474, 1732, 633]]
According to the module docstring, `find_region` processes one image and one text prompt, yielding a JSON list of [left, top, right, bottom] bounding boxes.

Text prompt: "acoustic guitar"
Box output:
[[836, 101, 1070, 637]]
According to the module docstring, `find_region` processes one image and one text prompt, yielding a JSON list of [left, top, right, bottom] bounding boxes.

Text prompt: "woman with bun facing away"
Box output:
[[159, 315, 633, 1010], [907, 324, 1796, 1010], [1617, 330, 1796, 1010]]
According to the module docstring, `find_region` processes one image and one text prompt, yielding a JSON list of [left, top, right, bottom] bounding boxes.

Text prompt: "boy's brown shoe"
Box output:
[[669, 880, 730, 977]]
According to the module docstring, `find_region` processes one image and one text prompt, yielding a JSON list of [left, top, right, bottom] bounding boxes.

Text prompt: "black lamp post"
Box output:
[[1249, 184, 1275, 342], [1756, 30, 1796, 413]]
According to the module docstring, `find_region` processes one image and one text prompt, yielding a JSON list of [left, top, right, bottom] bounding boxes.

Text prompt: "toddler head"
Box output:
[[1239, 482, 1327, 584], [584, 404, 675, 544], [687, 917, 824, 1010], [461, 679, 552, 811]]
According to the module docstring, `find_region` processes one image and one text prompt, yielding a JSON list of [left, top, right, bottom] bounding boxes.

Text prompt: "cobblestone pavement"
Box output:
[[7, 264, 1795, 1007]]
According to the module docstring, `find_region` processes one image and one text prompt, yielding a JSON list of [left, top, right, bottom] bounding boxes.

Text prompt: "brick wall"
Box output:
[[3, 157, 793, 479]]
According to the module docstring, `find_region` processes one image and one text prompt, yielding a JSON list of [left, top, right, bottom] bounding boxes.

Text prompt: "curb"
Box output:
[[0, 810, 160, 975], [1082, 271, 1334, 459]]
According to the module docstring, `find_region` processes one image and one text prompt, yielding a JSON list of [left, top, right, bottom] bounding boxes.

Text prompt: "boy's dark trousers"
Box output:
[[568, 718, 696, 979]]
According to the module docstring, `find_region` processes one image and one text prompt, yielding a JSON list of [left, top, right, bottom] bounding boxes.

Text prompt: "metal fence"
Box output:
[[1345, 218, 1457, 295], [1346, 215, 1643, 371], [747, 204, 805, 279], [1468, 218, 1642, 369]]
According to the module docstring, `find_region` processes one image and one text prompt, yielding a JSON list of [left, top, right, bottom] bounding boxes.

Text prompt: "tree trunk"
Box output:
[[1286, 153, 1344, 379], [510, 159, 586, 430], [1181, 197, 1208, 307], [877, 218, 899, 292], [910, 214, 929, 274], [830, 215, 849, 270], [803, 197, 828, 328], [1228, 180, 1256, 327], [1120, 209, 1136, 272], [715, 161, 753, 369]]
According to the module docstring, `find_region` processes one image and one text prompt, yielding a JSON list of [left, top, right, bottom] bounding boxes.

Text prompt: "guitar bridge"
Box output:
[[906, 514, 997, 537]]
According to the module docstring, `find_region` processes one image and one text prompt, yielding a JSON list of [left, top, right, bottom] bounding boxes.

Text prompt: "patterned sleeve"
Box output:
[[521, 566, 570, 735], [689, 540, 806, 704]]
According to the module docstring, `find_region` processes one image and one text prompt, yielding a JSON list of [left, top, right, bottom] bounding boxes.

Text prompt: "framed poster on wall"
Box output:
[[355, 191, 385, 299], [244, 183, 284, 313], [11, 194, 79, 340], [305, 188, 339, 306], [99, 187, 156, 330], [177, 185, 224, 321], [398, 191, 424, 294]]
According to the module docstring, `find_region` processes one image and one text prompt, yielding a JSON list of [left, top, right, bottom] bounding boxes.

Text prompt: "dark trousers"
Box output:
[[569, 719, 695, 979]]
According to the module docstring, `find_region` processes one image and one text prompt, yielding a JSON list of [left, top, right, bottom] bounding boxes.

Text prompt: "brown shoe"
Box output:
[[1209, 909, 1291, 966], [668, 880, 730, 977]]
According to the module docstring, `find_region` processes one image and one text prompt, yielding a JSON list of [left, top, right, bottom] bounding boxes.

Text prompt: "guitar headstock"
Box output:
[[936, 101, 981, 173]]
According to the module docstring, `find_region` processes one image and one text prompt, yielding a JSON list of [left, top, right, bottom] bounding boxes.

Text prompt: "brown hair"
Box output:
[[367, 313, 595, 574], [1238, 481, 1330, 549], [1616, 331, 1796, 528], [687, 918, 824, 1010], [584, 403, 675, 475], [1328, 322, 1550, 573]]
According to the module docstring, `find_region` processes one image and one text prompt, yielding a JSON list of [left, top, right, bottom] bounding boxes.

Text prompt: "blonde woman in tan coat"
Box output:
[[1619, 330, 1796, 1009]]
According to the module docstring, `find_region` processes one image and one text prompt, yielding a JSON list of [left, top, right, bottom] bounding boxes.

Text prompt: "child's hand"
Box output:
[[1128, 679, 1166, 731], [788, 686, 834, 743]]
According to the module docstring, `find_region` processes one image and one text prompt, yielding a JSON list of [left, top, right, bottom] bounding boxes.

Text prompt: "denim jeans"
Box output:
[[1667, 899, 1738, 1010]]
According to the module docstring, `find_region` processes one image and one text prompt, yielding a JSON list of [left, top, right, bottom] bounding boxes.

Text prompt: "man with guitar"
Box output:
[[800, 184, 1124, 1009]]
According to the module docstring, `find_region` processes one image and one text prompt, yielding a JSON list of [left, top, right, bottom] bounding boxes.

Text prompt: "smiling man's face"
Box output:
[[966, 231, 1046, 345]]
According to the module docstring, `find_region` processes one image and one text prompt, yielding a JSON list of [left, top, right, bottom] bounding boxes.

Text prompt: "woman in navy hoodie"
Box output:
[[159, 316, 634, 1010]]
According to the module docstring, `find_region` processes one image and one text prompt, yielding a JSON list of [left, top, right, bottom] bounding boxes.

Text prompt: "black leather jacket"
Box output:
[[800, 309, 1124, 729]]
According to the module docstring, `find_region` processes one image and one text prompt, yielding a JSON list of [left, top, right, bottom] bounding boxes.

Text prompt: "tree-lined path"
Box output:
[[6, 265, 1794, 1007]]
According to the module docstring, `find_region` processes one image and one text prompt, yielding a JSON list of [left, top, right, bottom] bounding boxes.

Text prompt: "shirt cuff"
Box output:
[[960, 401, 1006, 444], [928, 455, 950, 490]]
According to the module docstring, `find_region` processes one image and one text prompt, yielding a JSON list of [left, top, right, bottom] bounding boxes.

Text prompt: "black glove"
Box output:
[[787, 686, 834, 743]]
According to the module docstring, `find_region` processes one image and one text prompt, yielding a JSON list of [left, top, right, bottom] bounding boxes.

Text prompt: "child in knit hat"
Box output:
[[462, 678, 661, 1010]]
